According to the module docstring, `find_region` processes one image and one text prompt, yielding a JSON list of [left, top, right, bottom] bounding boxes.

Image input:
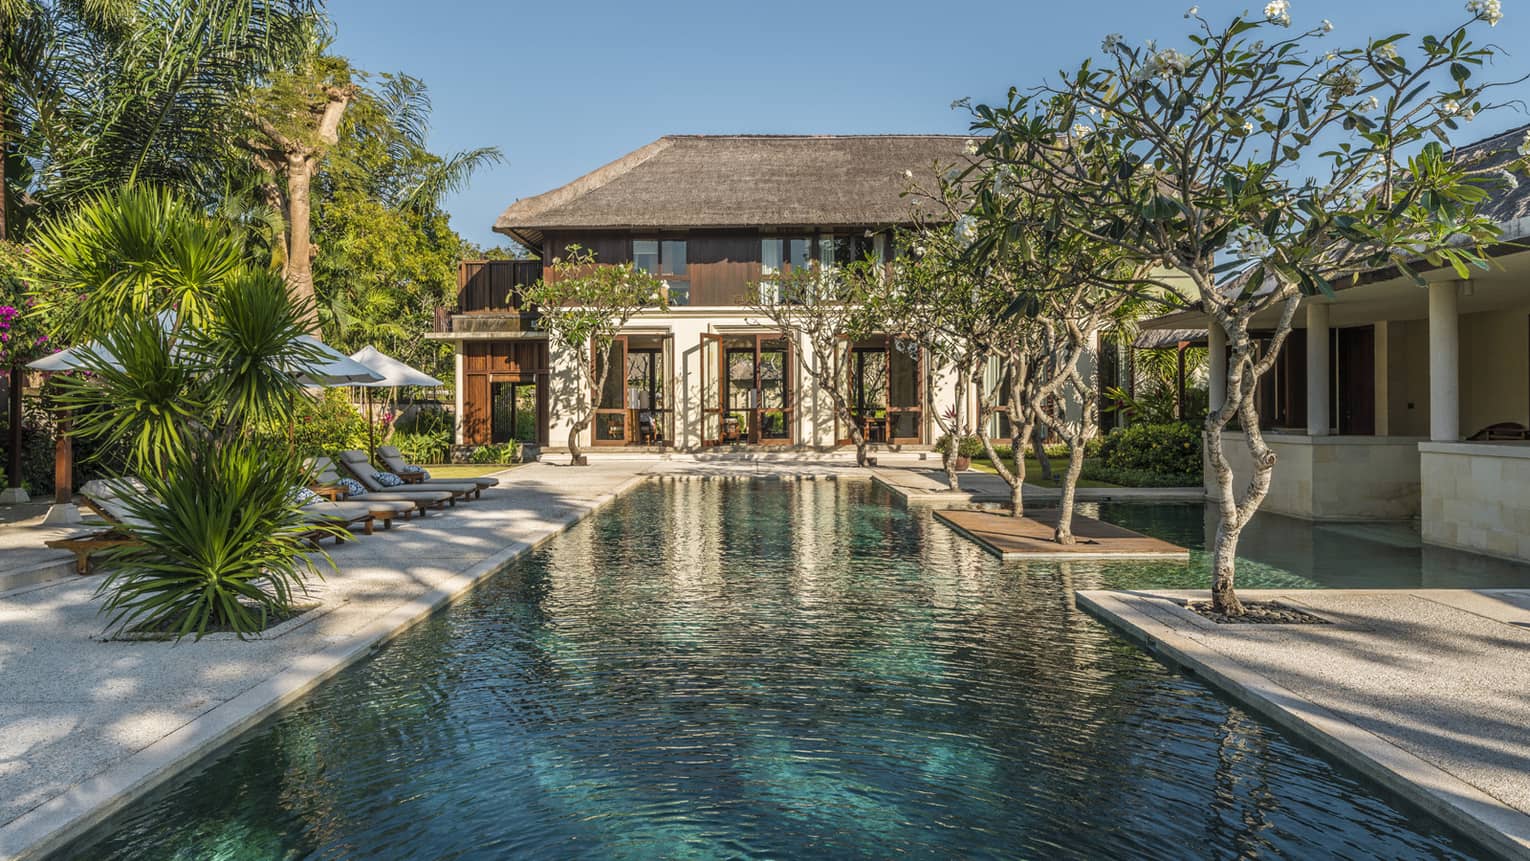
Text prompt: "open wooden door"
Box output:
[[700, 332, 722, 446]]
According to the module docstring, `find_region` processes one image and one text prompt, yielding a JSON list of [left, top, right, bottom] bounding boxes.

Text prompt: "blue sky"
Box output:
[[328, 0, 1530, 249]]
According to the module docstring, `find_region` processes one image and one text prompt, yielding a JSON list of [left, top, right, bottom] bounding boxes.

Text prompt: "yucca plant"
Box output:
[[30, 187, 342, 639], [50, 314, 210, 473], [97, 441, 338, 640]]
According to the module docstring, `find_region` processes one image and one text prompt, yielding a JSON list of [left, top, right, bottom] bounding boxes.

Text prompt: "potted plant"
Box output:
[[936, 433, 983, 472]]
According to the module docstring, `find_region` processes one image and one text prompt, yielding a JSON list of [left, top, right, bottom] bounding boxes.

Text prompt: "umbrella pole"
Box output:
[[367, 388, 376, 461]]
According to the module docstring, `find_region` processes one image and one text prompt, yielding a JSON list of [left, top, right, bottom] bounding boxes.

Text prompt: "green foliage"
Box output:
[[0, 243, 52, 366], [25, 186, 247, 342], [523, 245, 666, 457], [311, 73, 502, 384], [0, 397, 55, 493], [96, 442, 335, 640], [5, 0, 321, 228], [392, 430, 451, 464], [468, 441, 516, 464], [279, 388, 369, 458], [1095, 422, 1202, 484], [934, 433, 985, 458]]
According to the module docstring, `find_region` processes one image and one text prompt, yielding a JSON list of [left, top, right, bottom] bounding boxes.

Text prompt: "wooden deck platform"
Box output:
[[934, 508, 1189, 561]]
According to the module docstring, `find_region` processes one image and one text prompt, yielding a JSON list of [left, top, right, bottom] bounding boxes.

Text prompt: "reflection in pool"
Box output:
[[61, 480, 1502, 860]]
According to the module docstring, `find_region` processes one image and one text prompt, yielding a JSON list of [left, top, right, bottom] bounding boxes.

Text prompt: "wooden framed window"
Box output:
[[634, 238, 689, 306]]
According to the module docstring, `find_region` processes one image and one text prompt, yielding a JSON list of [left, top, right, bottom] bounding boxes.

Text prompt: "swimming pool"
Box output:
[[62, 479, 1515, 859]]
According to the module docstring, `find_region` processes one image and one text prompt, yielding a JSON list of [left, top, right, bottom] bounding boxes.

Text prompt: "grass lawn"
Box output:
[[422, 464, 521, 479], [967, 456, 1122, 489]]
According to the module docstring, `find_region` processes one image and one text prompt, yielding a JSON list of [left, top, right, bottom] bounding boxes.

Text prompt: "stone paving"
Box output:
[[1080, 587, 1530, 859], [870, 463, 1204, 506], [0, 461, 653, 860]]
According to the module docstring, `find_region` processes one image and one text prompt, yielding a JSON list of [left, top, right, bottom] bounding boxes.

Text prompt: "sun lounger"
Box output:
[[375, 445, 499, 495], [44, 479, 148, 575], [336, 450, 479, 503], [310, 456, 455, 513]]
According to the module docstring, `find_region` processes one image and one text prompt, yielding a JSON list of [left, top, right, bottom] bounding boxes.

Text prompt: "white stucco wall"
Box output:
[[542, 310, 964, 452]]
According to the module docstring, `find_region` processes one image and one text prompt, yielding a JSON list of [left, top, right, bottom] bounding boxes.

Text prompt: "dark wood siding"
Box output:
[[461, 340, 549, 446], [543, 231, 631, 267], [458, 259, 542, 313], [688, 232, 761, 306]]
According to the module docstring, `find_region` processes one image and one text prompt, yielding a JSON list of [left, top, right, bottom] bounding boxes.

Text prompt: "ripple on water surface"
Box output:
[[67, 481, 1491, 860]]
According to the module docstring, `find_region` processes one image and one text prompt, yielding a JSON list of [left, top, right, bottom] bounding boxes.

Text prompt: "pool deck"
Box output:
[[935, 508, 1189, 561], [1079, 588, 1530, 860], [0, 461, 659, 861], [870, 465, 1204, 507]]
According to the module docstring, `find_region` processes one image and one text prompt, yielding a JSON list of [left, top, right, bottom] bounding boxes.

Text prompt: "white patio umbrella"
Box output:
[[27, 317, 383, 386], [26, 310, 179, 372], [348, 346, 443, 455]]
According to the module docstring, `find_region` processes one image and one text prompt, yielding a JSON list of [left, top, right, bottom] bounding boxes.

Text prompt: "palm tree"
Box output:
[[2, 0, 321, 234]]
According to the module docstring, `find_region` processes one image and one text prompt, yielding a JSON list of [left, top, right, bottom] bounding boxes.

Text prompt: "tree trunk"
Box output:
[[284, 157, 320, 333], [1009, 420, 1031, 518], [1032, 423, 1053, 480], [944, 366, 968, 493], [1205, 294, 1299, 616], [6, 365, 21, 492], [1205, 421, 1246, 616], [1054, 439, 1086, 544]]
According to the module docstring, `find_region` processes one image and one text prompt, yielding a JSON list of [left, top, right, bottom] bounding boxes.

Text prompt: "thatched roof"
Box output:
[[493, 135, 972, 247]]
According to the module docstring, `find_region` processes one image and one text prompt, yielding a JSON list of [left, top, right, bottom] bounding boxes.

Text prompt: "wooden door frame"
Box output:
[[590, 335, 629, 446]]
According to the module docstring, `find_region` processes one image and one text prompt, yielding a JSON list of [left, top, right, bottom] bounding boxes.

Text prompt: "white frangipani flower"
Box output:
[[1517, 130, 1530, 157], [1184, 5, 1198, 17], [1072, 123, 1093, 138], [954, 215, 978, 246], [1499, 169, 1519, 191], [1243, 120, 1255, 134], [963, 138, 979, 156], [1373, 42, 1399, 62], [1101, 33, 1124, 52], [903, 169, 914, 180], [1440, 99, 1460, 116], [1320, 18, 1333, 32], [1263, 0, 1291, 27], [1467, 0, 1502, 26]]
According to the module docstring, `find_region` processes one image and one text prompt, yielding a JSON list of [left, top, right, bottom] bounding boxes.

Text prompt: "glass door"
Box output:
[[592, 337, 628, 445], [758, 337, 792, 443]]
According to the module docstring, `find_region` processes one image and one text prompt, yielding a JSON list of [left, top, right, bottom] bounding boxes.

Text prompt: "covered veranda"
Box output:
[[1143, 245, 1530, 562]]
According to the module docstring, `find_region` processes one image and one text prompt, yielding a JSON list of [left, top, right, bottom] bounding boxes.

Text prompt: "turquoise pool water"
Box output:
[[63, 480, 1518, 860]]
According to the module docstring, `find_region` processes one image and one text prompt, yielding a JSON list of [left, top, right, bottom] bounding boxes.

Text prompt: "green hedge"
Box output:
[[1093, 422, 1202, 485]]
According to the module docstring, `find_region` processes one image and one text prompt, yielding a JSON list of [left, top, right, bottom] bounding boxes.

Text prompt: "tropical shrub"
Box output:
[[934, 433, 985, 459], [1095, 422, 1202, 484], [392, 429, 451, 464], [468, 441, 517, 464], [281, 388, 370, 457], [30, 188, 337, 639], [99, 443, 337, 640]]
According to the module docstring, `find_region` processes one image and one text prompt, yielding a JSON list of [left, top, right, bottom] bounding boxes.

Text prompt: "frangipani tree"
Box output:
[[524, 246, 667, 465], [969, 1, 1518, 612], [749, 259, 882, 467]]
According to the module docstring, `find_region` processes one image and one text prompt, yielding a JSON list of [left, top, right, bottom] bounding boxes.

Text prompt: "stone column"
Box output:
[[1208, 321, 1227, 414], [1306, 301, 1330, 436], [1428, 281, 1460, 442], [453, 347, 465, 447]]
